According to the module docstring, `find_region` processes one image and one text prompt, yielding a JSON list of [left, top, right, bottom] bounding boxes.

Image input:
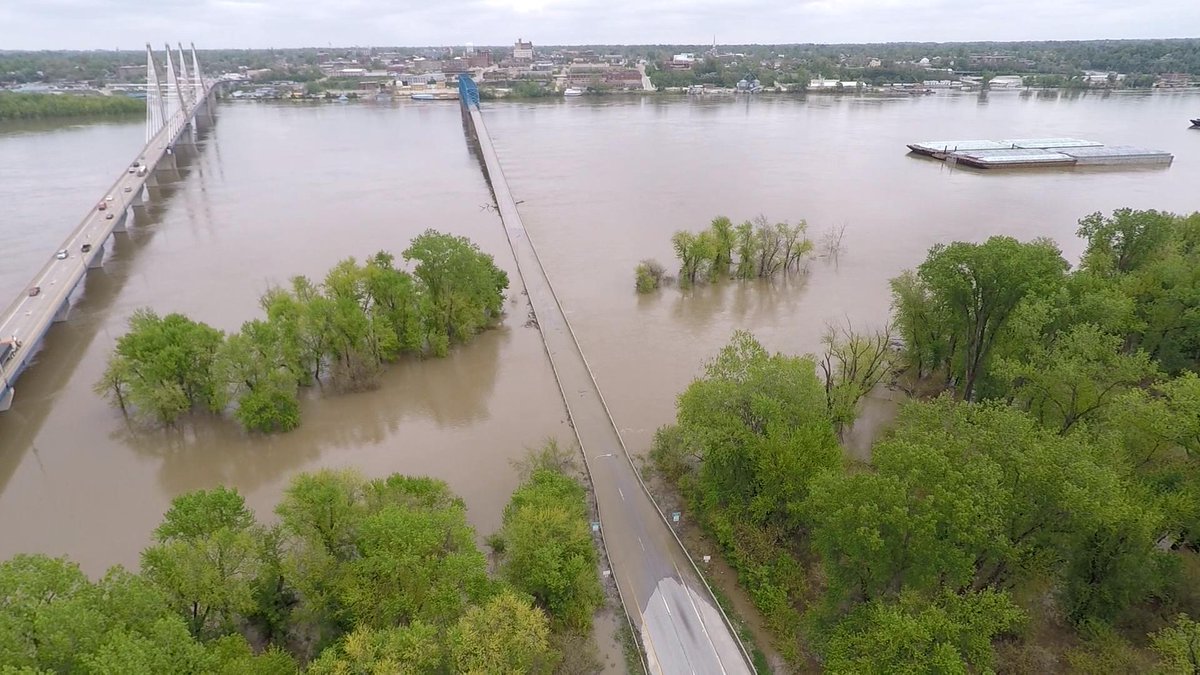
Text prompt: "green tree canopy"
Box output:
[[94, 309, 224, 423], [498, 469, 603, 631]]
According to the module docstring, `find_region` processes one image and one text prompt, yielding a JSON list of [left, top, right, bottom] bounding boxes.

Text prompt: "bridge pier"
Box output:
[[0, 386, 12, 413], [130, 186, 146, 209], [177, 122, 197, 147], [156, 150, 181, 182], [87, 242, 105, 269], [112, 210, 128, 233], [52, 301, 70, 324]]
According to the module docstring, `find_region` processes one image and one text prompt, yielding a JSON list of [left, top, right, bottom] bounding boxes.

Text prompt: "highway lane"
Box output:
[[0, 118, 184, 396], [469, 105, 753, 674]]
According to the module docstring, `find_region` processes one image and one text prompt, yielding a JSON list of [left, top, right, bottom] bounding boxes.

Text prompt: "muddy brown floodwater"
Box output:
[[2, 90, 1200, 670]]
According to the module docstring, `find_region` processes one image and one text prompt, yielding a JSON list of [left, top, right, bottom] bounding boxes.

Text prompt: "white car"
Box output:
[[105, 195, 114, 202], [56, 250, 68, 260]]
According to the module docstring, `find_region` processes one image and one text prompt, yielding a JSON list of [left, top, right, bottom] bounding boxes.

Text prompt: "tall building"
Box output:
[[513, 39, 534, 61]]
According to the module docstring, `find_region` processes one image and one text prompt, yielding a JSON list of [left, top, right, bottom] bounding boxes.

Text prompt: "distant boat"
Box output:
[[563, 87, 583, 97], [1191, 118, 1200, 127], [336, 95, 348, 103], [411, 93, 436, 101]]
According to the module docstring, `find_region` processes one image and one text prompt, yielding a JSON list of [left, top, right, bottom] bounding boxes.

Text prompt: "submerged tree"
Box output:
[[403, 229, 509, 356], [818, 322, 896, 436], [669, 215, 813, 288], [634, 258, 665, 293], [95, 309, 224, 424]]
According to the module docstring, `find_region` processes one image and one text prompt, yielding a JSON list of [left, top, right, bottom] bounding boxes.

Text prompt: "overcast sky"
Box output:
[[2, 0, 1197, 50]]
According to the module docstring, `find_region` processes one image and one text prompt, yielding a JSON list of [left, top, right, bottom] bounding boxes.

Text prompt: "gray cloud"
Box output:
[[2, 0, 1196, 49]]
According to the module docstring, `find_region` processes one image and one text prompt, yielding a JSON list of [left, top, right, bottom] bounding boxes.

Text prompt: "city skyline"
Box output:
[[2, 0, 1198, 50]]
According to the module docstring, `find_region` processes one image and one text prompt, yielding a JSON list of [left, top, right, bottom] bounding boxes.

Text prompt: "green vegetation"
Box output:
[[496, 468, 605, 632], [651, 207, 1200, 670], [633, 259, 665, 293], [509, 81, 554, 98], [0, 92, 143, 120], [669, 215, 812, 288], [0, 464, 604, 673], [96, 230, 508, 432]]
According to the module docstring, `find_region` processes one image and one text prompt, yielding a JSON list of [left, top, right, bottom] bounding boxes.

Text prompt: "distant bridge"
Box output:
[[456, 75, 755, 675], [0, 43, 218, 412]]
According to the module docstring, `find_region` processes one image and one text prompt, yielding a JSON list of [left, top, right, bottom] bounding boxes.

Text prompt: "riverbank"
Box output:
[[0, 92, 143, 121]]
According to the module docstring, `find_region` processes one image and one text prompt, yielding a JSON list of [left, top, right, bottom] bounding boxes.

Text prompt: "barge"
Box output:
[[908, 137, 1173, 169]]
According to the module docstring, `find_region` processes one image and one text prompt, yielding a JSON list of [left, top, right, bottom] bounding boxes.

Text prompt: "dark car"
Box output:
[[98, 202, 107, 211], [81, 244, 92, 253], [28, 286, 40, 297], [105, 213, 114, 220]]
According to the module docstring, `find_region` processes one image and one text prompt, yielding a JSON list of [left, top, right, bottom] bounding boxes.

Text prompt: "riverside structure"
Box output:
[[0, 43, 217, 412]]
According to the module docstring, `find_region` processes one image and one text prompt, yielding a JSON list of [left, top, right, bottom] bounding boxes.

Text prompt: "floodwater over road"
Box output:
[[1, 90, 1199, 589]]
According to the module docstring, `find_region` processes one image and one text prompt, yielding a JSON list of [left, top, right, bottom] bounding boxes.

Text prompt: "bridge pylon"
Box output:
[[145, 43, 168, 144], [189, 43, 212, 125]]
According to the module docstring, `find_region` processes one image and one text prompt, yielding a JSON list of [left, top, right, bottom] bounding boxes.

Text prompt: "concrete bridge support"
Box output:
[[156, 150, 181, 182], [52, 301, 70, 324], [0, 386, 13, 413], [112, 210, 128, 234], [87, 243, 105, 269], [130, 186, 146, 210], [176, 122, 197, 148]]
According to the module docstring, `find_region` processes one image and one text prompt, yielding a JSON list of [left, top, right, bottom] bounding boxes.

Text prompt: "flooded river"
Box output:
[[1, 90, 1199, 576]]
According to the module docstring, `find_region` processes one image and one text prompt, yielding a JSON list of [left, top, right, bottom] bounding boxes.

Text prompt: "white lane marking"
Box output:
[[662, 595, 671, 616], [638, 536, 645, 552], [618, 487, 625, 501]]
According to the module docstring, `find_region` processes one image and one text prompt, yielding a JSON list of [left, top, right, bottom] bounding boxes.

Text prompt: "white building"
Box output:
[[513, 39, 533, 61]]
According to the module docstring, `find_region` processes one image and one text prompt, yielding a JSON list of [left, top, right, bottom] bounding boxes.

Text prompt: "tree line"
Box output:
[[651, 208, 1200, 671], [0, 444, 606, 673], [95, 230, 509, 432], [636, 215, 813, 293], [0, 92, 143, 120]]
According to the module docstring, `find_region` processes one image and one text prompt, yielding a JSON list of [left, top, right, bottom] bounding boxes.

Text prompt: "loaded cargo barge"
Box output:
[[907, 138, 1173, 169]]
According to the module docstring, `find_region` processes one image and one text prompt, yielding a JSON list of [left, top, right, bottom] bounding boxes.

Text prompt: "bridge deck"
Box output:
[[1, 87, 212, 411], [466, 104, 753, 674]]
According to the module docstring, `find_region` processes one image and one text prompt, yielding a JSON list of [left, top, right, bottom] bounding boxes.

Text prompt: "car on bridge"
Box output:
[[105, 213, 114, 220], [28, 287, 40, 297], [124, 186, 133, 192], [81, 244, 92, 253], [98, 202, 107, 211], [55, 250, 68, 260]]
